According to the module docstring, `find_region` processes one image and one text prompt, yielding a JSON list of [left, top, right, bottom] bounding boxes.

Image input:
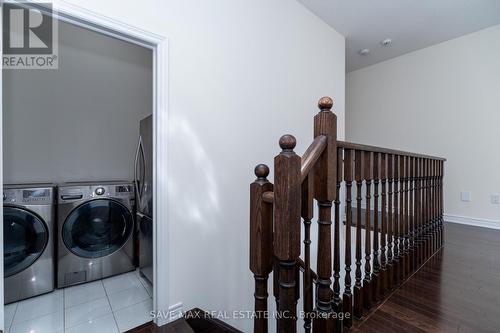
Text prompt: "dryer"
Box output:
[[57, 182, 135, 288], [3, 184, 55, 304]]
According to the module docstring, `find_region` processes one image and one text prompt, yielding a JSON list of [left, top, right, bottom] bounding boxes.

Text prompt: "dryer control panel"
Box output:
[[58, 183, 134, 204]]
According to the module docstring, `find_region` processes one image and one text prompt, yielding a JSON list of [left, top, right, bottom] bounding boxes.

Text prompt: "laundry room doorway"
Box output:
[[0, 2, 169, 332]]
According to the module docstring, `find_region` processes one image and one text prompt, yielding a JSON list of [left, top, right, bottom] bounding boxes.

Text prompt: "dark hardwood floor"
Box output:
[[356, 222, 500, 333], [126, 319, 194, 333]]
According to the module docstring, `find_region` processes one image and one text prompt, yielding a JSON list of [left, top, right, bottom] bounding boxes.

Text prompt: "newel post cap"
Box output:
[[254, 164, 270, 179], [318, 96, 333, 111], [279, 134, 296, 151]]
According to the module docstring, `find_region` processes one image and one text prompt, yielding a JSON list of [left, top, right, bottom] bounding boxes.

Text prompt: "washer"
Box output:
[[3, 184, 55, 304], [57, 181, 135, 288]]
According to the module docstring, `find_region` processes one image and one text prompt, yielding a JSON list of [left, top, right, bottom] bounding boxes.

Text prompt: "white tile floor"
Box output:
[[4, 270, 153, 333]]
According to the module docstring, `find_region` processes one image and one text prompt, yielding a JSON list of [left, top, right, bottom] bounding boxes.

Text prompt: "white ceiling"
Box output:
[[298, 0, 500, 72]]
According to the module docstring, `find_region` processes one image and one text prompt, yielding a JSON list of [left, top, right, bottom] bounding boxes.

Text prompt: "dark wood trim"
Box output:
[[248, 96, 445, 333], [338, 140, 446, 161], [185, 308, 244, 333], [300, 135, 327, 183]]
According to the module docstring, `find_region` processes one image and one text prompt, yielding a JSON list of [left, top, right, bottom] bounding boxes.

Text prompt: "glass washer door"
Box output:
[[62, 199, 133, 259], [3, 206, 49, 277]]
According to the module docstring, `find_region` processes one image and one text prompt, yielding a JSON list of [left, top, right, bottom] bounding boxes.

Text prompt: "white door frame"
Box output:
[[0, 1, 171, 329]]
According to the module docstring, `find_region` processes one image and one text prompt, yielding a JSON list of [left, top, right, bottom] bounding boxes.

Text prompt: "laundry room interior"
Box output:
[[2, 15, 155, 333]]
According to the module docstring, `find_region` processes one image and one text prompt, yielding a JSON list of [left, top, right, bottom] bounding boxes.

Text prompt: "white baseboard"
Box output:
[[444, 214, 500, 230], [155, 302, 184, 327]]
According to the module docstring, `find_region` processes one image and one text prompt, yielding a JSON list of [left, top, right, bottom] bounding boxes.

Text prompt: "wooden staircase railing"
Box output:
[[249, 97, 445, 333]]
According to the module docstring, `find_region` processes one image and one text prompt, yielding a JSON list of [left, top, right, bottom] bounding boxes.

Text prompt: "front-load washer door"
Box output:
[[4, 206, 49, 277], [62, 199, 133, 259]]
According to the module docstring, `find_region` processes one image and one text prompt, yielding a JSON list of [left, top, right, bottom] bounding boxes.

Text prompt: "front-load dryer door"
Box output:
[[4, 206, 49, 277], [62, 199, 133, 259]]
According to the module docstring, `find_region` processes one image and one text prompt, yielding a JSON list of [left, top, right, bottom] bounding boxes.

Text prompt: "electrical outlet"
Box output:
[[460, 191, 472, 202], [491, 194, 500, 205]]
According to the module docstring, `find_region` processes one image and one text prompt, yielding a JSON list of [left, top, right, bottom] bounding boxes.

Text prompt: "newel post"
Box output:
[[250, 164, 274, 333], [313, 96, 337, 332], [274, 134, 301, 333]]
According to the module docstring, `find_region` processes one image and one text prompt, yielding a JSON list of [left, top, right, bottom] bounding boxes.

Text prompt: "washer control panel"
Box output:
[[3, 187, 54, 205]]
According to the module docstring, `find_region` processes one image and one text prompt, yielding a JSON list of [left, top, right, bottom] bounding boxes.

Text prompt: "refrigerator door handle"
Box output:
[[134, 135, 143, 200], [139, 137, 146, 197]]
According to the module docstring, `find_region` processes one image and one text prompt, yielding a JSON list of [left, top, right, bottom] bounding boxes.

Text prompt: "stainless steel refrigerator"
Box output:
[[135, 115, 153, 284]]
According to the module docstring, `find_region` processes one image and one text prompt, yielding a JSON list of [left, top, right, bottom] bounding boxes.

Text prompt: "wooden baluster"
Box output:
[[372, 152, 380, 302], [436, 161, 442, 250], [409, 157, 415, 273], [434, 160, 439, 249], [294, 263, 300, 327], [406, 157, 411, 273], [313, 97, 337, 332], [420, 158, 426, 265], [333, 148, 343, 333], [250, 164, 274, 333], [441, 161, 445, 245], [430, 160, 434, 252], [399, 155, 406, 282], [439, 160, 444, 247], [424, 159, 430, 261], [273, 259, 280, 312], [431, 160, 436, 255], [404, 155, 410, 278], [301, 175, 314, 333], [417, 158, 423, 267], [430, 160, 433, 254], [354, 150, 364, 318], [427, 159, 433, 259], [363, 151, 373, 310], [425, 159, 431, 260], [386, 154, 394, 290], [274, 134, 301, 333], [434, 160, 440, 252], [436, 160, 440, 249], [393, 155, 400, 286], [421, 158, 426, 263], [342, 149, 353, 328], [430, 159, 434, 257], [380, 153, 388, 295]]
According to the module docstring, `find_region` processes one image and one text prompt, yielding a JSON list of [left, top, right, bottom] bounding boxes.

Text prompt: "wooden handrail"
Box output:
[[338, 140, 446, 161], [262, 191, 274, 203], [300, 135, 327, 183]]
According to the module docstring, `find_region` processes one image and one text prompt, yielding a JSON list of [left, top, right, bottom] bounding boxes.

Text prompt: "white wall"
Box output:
[[347, 24, 500, 226], [3, 20, 152, 184], [61, 0, 345, 331]]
